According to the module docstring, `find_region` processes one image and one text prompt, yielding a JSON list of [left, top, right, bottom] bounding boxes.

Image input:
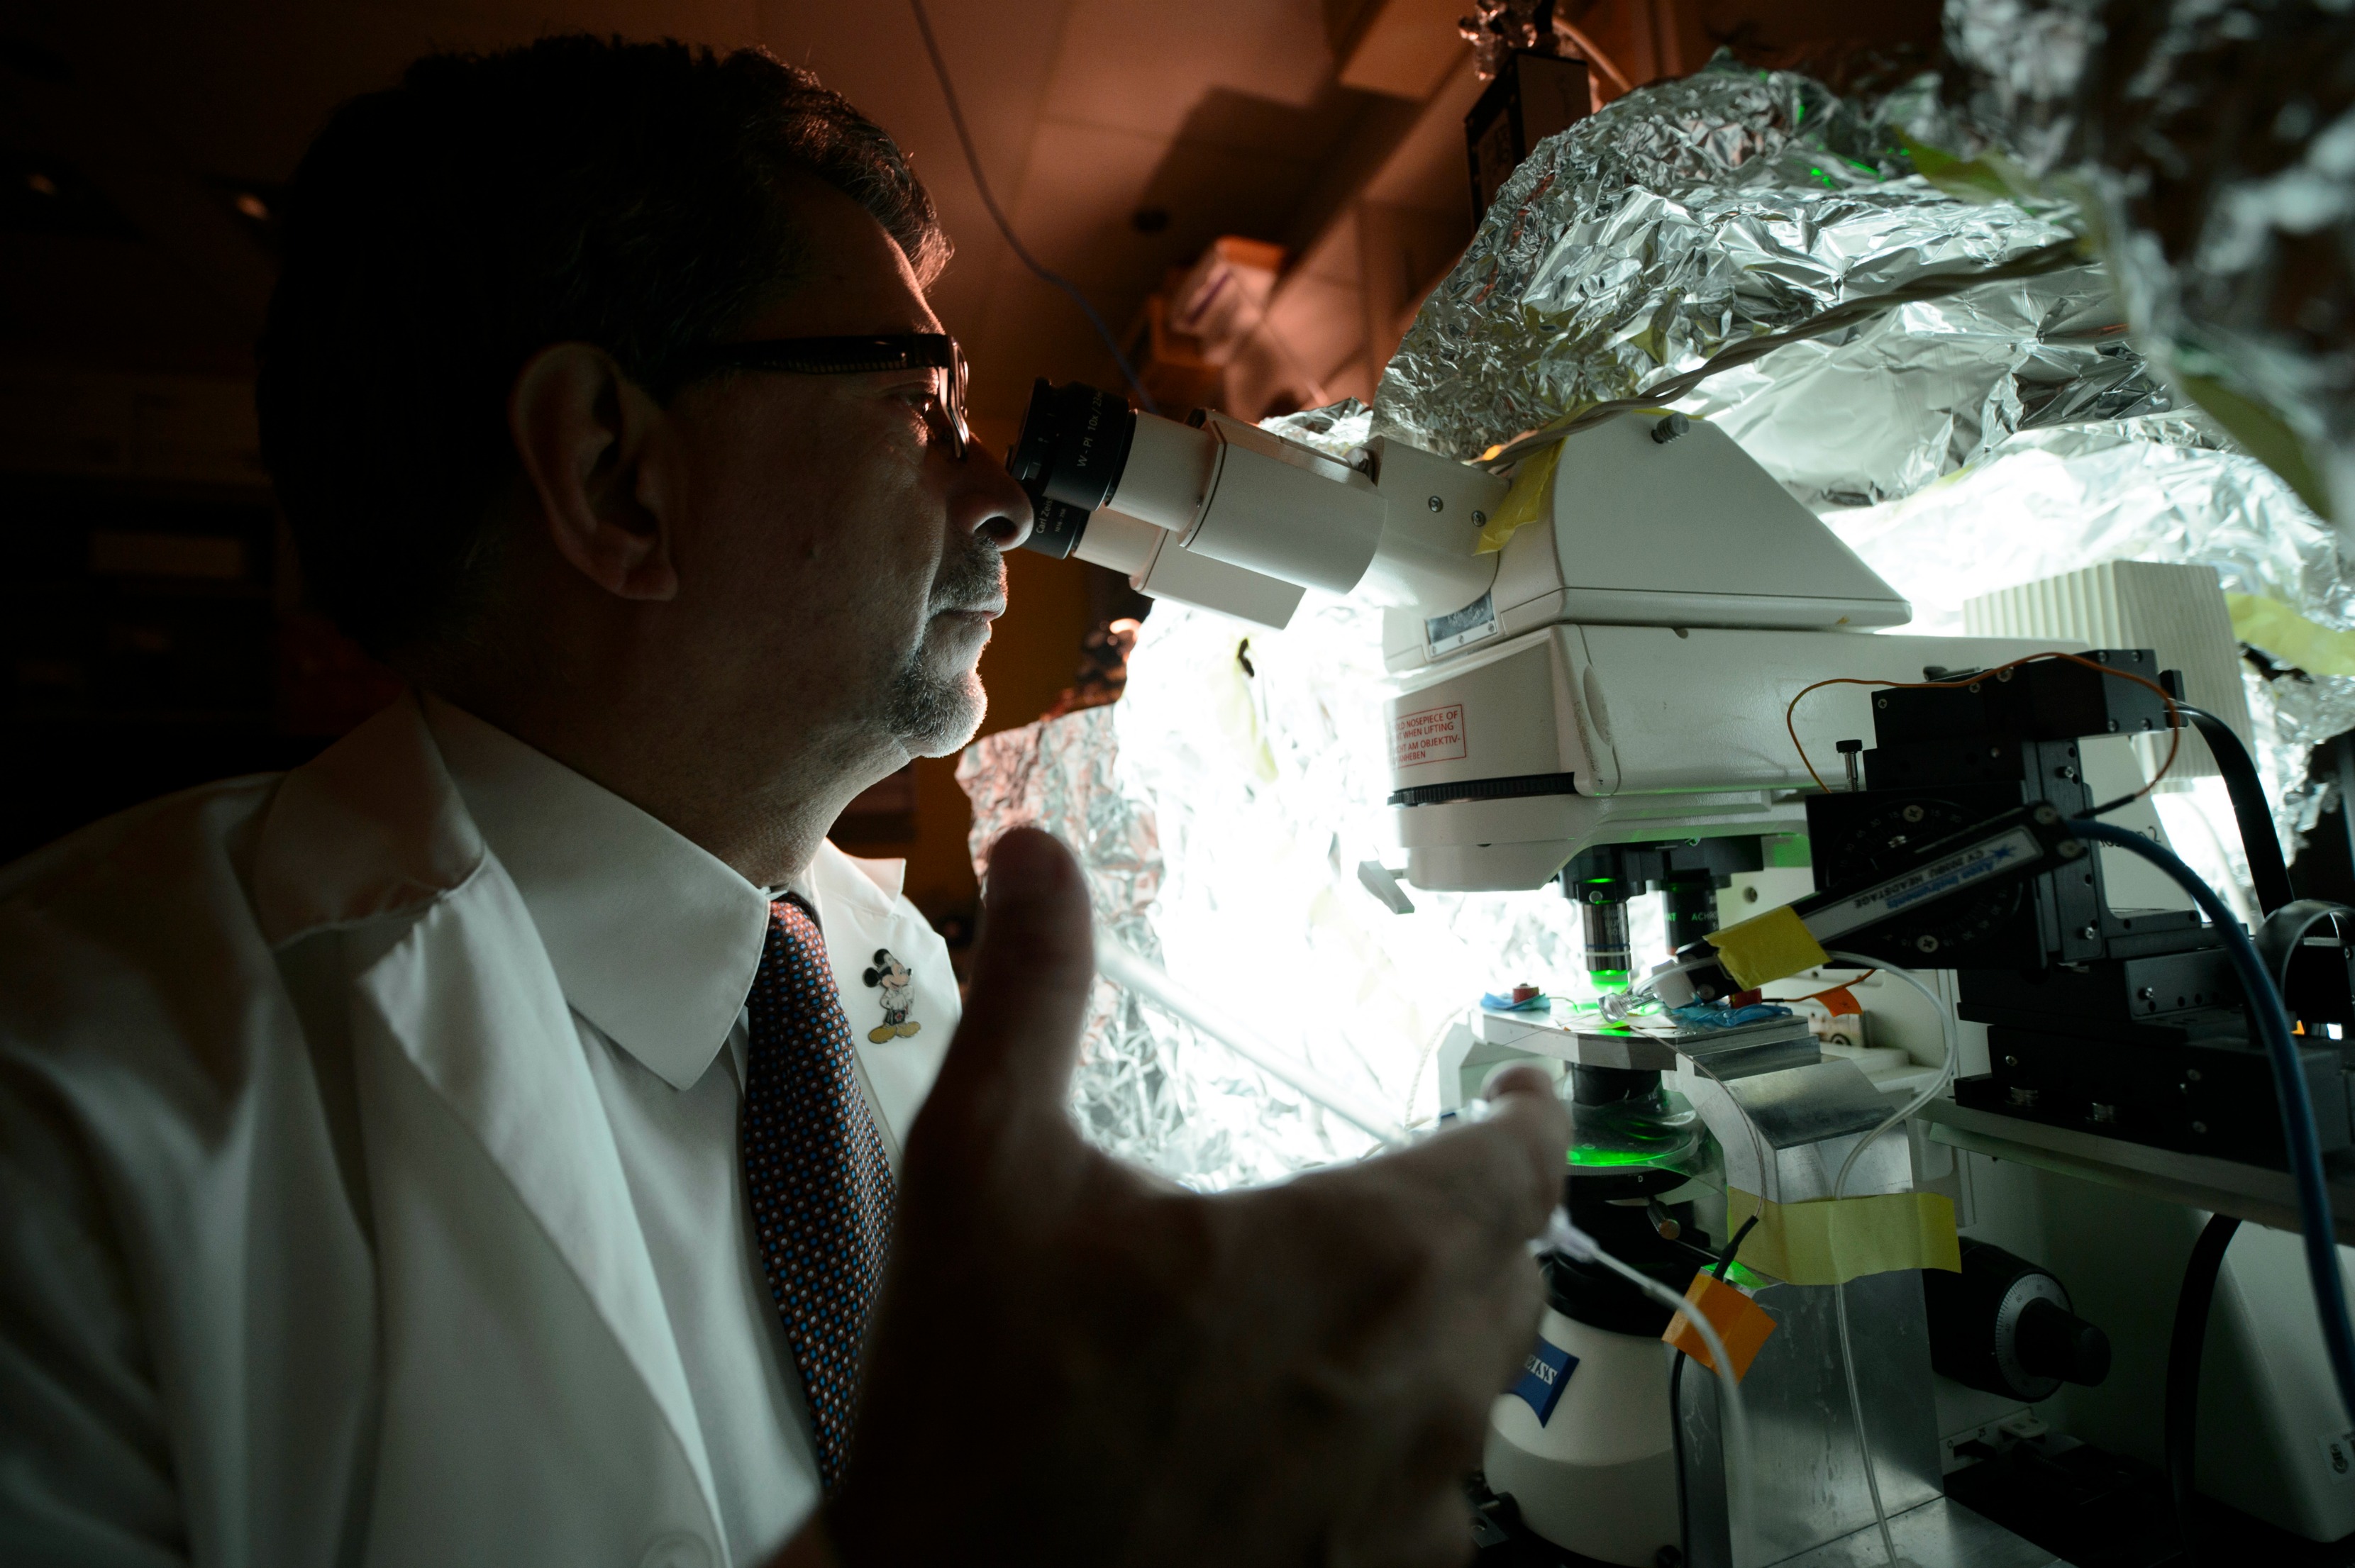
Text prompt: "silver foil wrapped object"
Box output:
[[956, 702, 1388, 1187], [1824, 408, 2355, 850], [953, 581, 1608, 1187], [953, 708, 1198, 1180], [1941, 0, 2355, 533], [1374, 54, 2169, 508]]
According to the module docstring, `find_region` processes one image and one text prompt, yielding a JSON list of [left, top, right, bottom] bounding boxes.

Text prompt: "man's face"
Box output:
[[656, 176, 1031, 773]]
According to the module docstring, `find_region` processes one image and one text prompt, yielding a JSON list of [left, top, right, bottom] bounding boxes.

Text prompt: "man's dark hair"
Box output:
[[256, 35, 948, 658]]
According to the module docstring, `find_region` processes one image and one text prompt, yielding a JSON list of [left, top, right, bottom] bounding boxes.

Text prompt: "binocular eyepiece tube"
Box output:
[[1005, 377, 1506, 628]]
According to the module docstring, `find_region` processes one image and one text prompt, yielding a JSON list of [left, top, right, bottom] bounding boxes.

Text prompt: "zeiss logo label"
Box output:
[[1509, 1337, 1578, 1426]]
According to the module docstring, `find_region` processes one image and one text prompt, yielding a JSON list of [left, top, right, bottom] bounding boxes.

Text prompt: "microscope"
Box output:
[[1007, 378, 2343, 1566]]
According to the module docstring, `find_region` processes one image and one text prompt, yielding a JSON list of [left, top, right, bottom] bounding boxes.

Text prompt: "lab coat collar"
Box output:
[[417, 694, 772, 1093], [253, 692, 730, 1554], [251, 691, 486, 947]]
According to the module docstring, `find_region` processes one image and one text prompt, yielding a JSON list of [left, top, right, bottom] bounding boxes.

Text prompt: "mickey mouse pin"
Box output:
[[861, 948, 921, 1044]]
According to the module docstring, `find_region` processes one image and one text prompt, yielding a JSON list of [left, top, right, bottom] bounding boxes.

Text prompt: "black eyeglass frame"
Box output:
[[670, 333, 970, 460]]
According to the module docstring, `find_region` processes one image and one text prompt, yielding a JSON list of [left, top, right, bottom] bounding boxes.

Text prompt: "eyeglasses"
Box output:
[[672, 333, 970, 460]]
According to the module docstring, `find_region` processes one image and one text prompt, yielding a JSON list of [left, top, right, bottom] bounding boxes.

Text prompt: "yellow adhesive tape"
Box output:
[[2229, 592, 2355, 677], [1727, 1189, 1961, 1286], [1476, 441, 1561, 555], [1663, 1271, 1778, 1381], [1705, 904, 1828, 990]]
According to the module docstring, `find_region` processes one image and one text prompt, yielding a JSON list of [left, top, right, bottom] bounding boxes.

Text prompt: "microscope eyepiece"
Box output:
[[1009, 377, 1137, 516]]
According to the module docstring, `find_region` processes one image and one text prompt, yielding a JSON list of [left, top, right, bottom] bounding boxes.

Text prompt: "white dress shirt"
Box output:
[[423, 696, 879, 1564]]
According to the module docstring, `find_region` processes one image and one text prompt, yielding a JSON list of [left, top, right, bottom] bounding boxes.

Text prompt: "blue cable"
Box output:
[[2066, 817, 2355, 1426]]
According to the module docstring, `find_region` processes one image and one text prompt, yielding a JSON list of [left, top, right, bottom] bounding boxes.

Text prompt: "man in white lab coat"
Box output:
[[0, 35, 1568, 1568]]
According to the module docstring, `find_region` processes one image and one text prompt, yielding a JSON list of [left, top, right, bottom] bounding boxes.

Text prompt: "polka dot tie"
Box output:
[[741, 895, 897, 1492]]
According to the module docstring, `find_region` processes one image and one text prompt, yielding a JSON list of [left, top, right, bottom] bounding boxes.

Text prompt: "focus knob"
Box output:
[[1927, 1240, 2111, 1401], [2015, 1296, 2112, 1387]]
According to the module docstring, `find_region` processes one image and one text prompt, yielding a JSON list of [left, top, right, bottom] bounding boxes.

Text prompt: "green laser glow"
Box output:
[[1566, 1146, 1670, 1168]]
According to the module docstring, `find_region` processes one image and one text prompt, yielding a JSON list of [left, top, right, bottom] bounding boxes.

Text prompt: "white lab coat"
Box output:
[[0, 694, 960, 1568]]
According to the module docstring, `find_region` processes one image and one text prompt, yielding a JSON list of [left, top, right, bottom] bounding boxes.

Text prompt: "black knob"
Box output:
[[1927, 1240, 2110, 1401], [2015, 1297, 2111, 1386], [1836, 738, 1864, 755]]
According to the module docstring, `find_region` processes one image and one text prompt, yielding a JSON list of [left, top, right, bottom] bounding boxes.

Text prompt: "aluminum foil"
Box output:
[[1373, 55, 2170, 507], [1823, 408, 2355, 849], [955, 543, 1614, 1187], [1112, 593, 1597, 1174], [954, 708, 1197, 1180], [1940, 0, 2355, 533]]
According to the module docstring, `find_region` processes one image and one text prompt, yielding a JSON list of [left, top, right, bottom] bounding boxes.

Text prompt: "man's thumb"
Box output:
[[919, 826, 1097, 1150]]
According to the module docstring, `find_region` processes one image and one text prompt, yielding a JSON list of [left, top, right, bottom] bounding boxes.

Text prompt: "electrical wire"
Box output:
[[1668, 1211, 1759, 1562], [2166, 1212, 2242, 1566], [2261, 901, 2355, 999], [1668, 1347, 1691, 1560], [2171, 701, 2295, 913], [2064, 819, 2355, 1430], [1539, 1211, 1753, 1540], [1822, 950, 1963, 1568], [1794, 970, 1877, 1003], [906, 0, 1160, 414], [1478, 238, 2085, 469], [1782, 650, 2183, 799]]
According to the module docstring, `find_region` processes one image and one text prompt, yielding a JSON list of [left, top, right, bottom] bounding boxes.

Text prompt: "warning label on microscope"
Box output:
[[1393, 704, 1467, 767]]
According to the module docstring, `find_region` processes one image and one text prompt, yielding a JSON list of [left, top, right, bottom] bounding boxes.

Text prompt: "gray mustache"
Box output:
[[931, 540, 1004, 613]]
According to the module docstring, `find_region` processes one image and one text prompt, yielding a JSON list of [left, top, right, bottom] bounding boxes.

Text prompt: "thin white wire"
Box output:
[[1822, 952, 1962, 1568], [1673, 1041, 1775, 1215], [1539, 1211, 1754, 1550], [1093, 928, 1411, 1147]]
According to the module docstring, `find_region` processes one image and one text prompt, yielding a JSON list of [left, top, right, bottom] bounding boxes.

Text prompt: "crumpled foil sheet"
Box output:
[[1263, 397, 1373, 457], [1939, 0, 2355, 533], [1112, 594, 1595, 1181], [1824, 409, 2355, 851], [955, 576, 1605, 1187], [1373, 55, 2171, 508], [955, 707, 1197, 1182]]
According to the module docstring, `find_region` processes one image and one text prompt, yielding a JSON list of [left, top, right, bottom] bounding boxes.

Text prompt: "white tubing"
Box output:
[[1093, 930, 1410, 1147], [1541, 1209, 1754, 1561], [1822, 952, 1961, 1568]]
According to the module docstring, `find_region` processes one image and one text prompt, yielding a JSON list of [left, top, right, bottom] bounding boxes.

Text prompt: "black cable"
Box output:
[[2165, 702, 2294, 915], [2069, 818, 2355, 1428], [906, 0, 1160, 413], [2166, 1213, 2242, 1565], [1670, 1348, 1690, 1563], [1668, 1212, 1756, 1564], [1714, 1214, 1759, 1279], [2258, 899, 2354, 1003]]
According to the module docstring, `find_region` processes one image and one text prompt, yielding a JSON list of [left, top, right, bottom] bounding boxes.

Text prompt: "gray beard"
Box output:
[[883, 538, 1003, 754]]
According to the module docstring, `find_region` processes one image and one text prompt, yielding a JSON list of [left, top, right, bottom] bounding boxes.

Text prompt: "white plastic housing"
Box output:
[[1484, 1304, 1676, 1565], [1132, 527, 1304, 630], [1180, 416, 1385, 596], [1106, 413, 1217, 531], [1070, 508, 1160, 576], [1384, 413, 1912, 674], [1383, 622, 2063, 889], [1094, 411, 1509, 618]]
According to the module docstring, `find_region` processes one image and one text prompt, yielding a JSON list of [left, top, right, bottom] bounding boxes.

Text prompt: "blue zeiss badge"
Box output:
[[1510, 1337, 1577, 1425]]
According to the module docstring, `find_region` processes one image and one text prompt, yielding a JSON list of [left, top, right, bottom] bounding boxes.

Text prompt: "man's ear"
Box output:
[[508, 342, 680, 601]]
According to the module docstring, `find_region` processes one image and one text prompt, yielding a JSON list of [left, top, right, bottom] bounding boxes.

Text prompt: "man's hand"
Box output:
[[822, 827, 1568, 1567]]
